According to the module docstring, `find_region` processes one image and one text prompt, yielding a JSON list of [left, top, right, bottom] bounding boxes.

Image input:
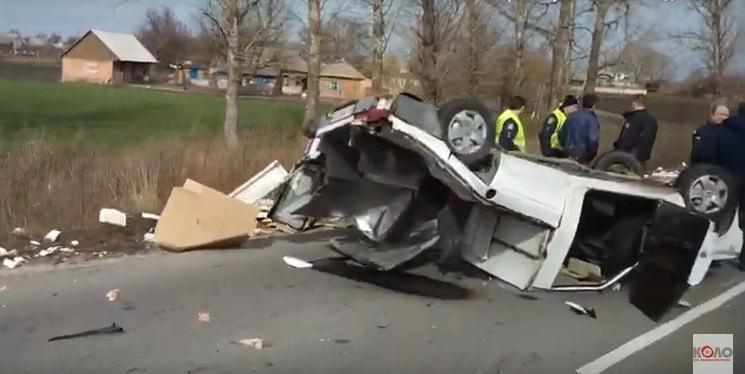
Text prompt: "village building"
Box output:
[[61, 29, 157, 84]]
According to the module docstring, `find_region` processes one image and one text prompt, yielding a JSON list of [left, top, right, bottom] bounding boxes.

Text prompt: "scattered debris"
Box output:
[[12, 227, 26, 236], [0, 248, 16, 257], [106, 289, 120, 302], [29, 241, 41, 247], [198, 312, 211, 323], [565, 301, 597, 319], [154, 179, 259, 251], [141, 212, 160, 221], [37, 247, 60, 257], [3, 257, 26, 269], [677, 299, 693, 308], [70, 240, 79, 247], [59, 247, 74, 253], [283, 256, 313, 269], [99, 208, 127, 227], [229, 160, 289, 205], [44, 229, 62, 242], [612, 283, 622, 292], [563, 258, 603, 282], [48, 323, 125, 342], [143, 233, 156, 242], [237, 338, 264, 350]]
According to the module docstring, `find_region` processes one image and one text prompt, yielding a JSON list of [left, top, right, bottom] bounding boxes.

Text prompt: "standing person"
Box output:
[[495, 96, 527, 152], [690, 102, 730, 164], [559, 93, 600, 165], [715, 102, 745, 270], [612, 94, 658, 172], [538, 95, 579, 157]]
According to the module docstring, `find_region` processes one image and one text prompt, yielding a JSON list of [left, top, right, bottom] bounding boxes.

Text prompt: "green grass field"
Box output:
[[0, 79, 309, 149]]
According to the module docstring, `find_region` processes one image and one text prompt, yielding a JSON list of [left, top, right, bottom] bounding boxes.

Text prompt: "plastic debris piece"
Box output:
[[237, 338, 264, 350], [60, 247, 74, 253], [12, 227, 25, 235], [44, 230, 62, 242], [0, 247, 8, 256], [283, 256, 313, 269], [198, 312, 211, 323], [612, 283, 622, 292], [70, 240, 79, 247], [677, 299, 693, 308], [3, 257, 26, 269], [99, 208, 127, 227], [144, 233, 156, 242], [30, 241, 41, 246], [106, 289, 120, 302], [141, 212, 160, 220], [565, 301, 597, 319]]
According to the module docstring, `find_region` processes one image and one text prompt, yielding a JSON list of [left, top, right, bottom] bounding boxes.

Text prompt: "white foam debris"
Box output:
[[44, 229, 62, 242], [99, 208, 127, 227]]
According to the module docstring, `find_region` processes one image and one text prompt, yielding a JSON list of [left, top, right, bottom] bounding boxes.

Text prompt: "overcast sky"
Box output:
[[1, 0, 742, 80]]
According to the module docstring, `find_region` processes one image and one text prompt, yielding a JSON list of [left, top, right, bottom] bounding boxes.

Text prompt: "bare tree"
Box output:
[[618, 41, 672, 83], [358, 0, 395, 93], [582, 0, 632, 95], [303, 0, 322, 131], [409, 0, 463, 104], [546, 0, 574, 109], [670, 0, 738, 95], [202, 0, 286, 147], [485, 0, 553, 106], [137, 7, 192, 65], [299, 15, 372, 68], [463, 0, 482, 96]]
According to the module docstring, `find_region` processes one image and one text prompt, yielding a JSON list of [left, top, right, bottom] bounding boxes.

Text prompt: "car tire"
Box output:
[[675, 163, 737, 227], [437, 97, 496, 167], [592, 151, 643, 176]]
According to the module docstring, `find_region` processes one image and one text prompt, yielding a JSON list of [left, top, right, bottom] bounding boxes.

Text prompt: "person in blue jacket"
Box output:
[[559, 94, 600, 164]]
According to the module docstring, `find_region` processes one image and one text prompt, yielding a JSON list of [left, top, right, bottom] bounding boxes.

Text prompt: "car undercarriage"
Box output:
[[268, 93, 744, 321]]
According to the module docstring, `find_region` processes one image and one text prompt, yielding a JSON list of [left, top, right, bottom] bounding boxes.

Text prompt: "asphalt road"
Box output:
[[1, 233, 744, 374]]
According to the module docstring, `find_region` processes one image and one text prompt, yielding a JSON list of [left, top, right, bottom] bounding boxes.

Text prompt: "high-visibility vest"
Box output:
[[495, 109, 526, 152], [549, 108, 568, 150]]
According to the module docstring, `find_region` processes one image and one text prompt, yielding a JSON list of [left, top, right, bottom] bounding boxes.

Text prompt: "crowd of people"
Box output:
[[494, 93, 745, 178]]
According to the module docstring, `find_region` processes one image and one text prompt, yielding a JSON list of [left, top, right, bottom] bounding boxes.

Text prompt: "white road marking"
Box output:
[[576, 280, 745, 374]]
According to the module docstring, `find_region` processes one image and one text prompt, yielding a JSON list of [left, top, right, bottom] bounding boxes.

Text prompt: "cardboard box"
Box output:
[[154, 180, 258, 251]]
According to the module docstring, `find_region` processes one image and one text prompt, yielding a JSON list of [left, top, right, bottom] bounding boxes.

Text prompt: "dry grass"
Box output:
[[0, 128, 307, 244]]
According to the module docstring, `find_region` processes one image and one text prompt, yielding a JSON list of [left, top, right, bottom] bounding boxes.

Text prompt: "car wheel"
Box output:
[[437, 97, 496, 167], [675, 163, 737, 225], [592, 151, 643, 176]]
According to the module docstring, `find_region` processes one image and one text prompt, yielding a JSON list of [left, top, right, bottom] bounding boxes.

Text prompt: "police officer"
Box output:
[[496, 96, 527, 152], [539, 95, 579, 157], [690, 102, 729, 164]]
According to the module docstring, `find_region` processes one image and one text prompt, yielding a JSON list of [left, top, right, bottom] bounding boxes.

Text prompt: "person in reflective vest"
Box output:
[[539, 95, 579, 157], [495, 96, 527, 152]]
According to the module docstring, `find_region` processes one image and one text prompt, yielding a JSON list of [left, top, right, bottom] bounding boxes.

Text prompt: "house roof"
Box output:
[[321, 62, 366, 80], [0, 32, 20, 45], [62, 29, 158, 63]]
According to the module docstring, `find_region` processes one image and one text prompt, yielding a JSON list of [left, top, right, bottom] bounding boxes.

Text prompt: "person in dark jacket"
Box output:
[[559, 94, 600, 164], [612, 94, 658, 172], [717, 102, 745, 270], [539, 95, 579, 157], [690, 102, 730, 164]]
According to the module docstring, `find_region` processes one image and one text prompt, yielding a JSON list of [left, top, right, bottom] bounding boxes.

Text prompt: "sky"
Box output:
[[1, 0, 742, 80]]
